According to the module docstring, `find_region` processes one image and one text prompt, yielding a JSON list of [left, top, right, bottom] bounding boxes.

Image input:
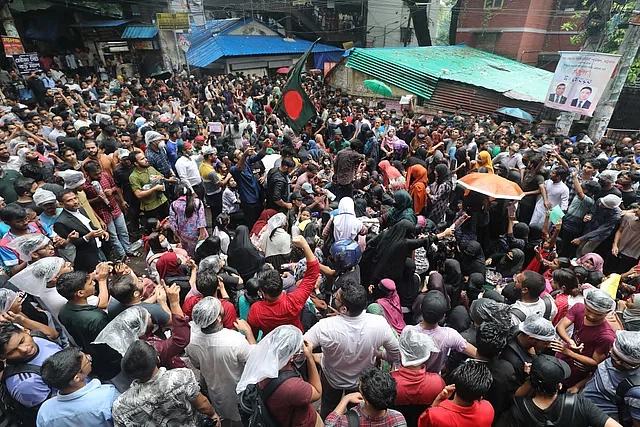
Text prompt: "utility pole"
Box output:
[[587, 2, 640, 141]]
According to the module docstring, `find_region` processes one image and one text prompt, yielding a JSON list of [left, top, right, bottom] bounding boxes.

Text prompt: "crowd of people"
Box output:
[[0, 61, 638, 427]]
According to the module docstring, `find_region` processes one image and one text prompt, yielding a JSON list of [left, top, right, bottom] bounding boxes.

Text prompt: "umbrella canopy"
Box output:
[[364, 79, 393, 98], [277, 67, 291, 74], [497, 107, 534, 122], [458, 173, 524, 200]]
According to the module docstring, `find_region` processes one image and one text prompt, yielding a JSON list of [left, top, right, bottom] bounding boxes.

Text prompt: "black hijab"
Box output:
[[467, 272, 485, 303], [396, 258, 420, 308], [443, 259, 463, 308], [461, 241, 486, 277], [227, 225, 264, 282], [361, 219, 416, 284], [427, 272, 451, 310], [497, 248, 525, 278]]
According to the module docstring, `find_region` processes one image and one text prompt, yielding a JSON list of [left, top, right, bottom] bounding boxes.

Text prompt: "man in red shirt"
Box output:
[[248, 235, 319, 336], [392, 328, 445, 426], [419, 361, 494, 427]]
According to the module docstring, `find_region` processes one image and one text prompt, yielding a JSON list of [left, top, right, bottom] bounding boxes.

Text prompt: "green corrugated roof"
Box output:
[[346, 45, 554, 103]]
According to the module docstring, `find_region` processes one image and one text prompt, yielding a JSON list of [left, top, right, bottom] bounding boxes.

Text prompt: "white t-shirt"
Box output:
[[510, 296, 558, 326], [530, 180, 569, 226]]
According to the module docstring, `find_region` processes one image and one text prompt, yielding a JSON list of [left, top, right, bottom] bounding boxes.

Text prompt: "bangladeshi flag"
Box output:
[[275, 39, 320, 132]]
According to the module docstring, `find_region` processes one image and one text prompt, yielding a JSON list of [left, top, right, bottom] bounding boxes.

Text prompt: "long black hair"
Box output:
[[174, 183, 195, 217]]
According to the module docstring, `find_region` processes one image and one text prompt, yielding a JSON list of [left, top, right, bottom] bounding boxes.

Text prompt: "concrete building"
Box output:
[[455, 0, 582, 69], [366, 0, 441, 48]]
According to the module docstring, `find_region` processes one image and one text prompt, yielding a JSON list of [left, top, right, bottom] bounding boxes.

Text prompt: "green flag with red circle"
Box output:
[[275, 39, 320, 132]]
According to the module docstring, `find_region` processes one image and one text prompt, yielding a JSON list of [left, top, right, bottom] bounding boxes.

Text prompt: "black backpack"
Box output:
[[512, 393, 577, 427], [238, 370, 299, 427], [0, 363, 45, 427]]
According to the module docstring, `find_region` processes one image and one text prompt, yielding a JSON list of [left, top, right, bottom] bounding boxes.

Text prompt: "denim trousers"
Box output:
[[106, 213, 131, 256]]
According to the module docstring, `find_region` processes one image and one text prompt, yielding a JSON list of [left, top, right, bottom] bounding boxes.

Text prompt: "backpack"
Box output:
[[238, 370, 299, 427], [512, 393, 577, 427], [0, 363, 44, 427], [346, 408, 359, 427], [594, 371, 640, 427], [511, 295, 553, 323]]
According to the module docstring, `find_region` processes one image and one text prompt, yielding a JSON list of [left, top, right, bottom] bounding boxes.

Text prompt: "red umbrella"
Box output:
[[277, 67, 290, 74]]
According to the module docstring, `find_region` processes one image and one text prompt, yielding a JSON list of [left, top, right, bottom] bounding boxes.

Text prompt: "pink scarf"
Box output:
[[377, 279, 406, 334]]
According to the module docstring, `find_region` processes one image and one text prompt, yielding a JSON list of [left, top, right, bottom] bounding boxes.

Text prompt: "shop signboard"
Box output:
[[157, 13, 190, 30], [1, 36, 24, 56]]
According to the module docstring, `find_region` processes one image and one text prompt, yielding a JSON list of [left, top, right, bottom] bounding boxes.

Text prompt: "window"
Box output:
[[485, 0, 503, 8]]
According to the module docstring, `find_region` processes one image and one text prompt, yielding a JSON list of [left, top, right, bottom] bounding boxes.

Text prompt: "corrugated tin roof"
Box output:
[[346, 45, 554, 103], [121, 25, 158, 39], [187, 27, 343, 68]]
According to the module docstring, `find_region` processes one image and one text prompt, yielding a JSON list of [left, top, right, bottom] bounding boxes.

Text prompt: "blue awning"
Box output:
[[121, 25, 158, 39]]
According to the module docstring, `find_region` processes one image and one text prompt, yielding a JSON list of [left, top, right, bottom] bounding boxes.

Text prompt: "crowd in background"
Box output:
[[0, 60, 638, 427]]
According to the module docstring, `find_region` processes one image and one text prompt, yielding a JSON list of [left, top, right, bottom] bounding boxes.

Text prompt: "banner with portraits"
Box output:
[[544, 51, 621, 117]]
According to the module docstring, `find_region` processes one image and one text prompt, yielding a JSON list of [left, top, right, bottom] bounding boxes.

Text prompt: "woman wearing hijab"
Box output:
[[427, 164, 452, 224], [473, 150, 494, 173], [381, 190, 417, 228], [496, 248, 525, 278], [406, 165, 428, 215], [259, 213, 291, 268], [381, 128, 400, 159], [378, 160, 402, 188], [467, 272, 486, 303], [168, 183, 208, 257], [622, 294, 640, 331], [461, 241, 486, 278], [330, 197, 366, 242], [228, 225, 264, 282], [361, 219, 452, 287], [395, 258, 420, 312], [427, 271, 452, 306], [443, 259, 463, 308], [375, 279, 406, 334], [576, 253, 604, 273]]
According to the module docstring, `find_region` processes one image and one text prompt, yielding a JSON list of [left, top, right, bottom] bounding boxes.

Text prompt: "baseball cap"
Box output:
[[301, 182, 313, 193], [530, 354, 571, 385], [420, 290, 448, 324], [201, 145, 217, 156]]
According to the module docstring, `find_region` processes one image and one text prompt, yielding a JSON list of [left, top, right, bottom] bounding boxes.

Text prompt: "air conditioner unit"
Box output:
[[400, 27, 412, 43]]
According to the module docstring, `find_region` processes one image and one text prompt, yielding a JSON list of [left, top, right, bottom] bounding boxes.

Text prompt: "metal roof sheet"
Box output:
[[187, 30, 342, 68], [121, 25, 158, 39], [346, 45, 554, 103]]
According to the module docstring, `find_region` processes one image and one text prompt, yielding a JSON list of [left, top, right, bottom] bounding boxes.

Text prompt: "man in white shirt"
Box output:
[[187, 295, 255, 426], [74, 108, 93, 130], [47, 115, 66, 145], [530, 166, 570, 226], [510, 270, 557, 326], [175, 142, 204, 201], [304, 281, 400, 419]]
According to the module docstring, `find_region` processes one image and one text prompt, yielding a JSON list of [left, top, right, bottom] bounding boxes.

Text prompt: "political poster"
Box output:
[[13, 52, 41, 75], [544, 51, 621, 117], [1, 36, 24, 56]]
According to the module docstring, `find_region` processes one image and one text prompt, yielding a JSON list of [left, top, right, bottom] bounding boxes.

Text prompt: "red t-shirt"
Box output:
[[182, 296, 237, 330], [258, 365, 316, 427], [392, 366, 445, 406], [418, 399, 494, 427], [248, 259, 319, 336], [557, 303, 615, 387]]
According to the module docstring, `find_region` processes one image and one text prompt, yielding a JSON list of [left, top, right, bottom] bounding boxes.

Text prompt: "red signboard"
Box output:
[[1, 36, 24, 56]]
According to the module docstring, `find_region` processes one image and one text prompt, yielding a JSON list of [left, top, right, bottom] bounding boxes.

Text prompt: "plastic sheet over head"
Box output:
[[613, 330, 640, 365], [92, 306, 151, 356], [192, 297, 221, 329], [236, 325, 303, 394], [398, 327, 439, 367], [0, 288, 18, 314], [7, 234, 50, 262], [469, 298, 511, 327], [198, 255, 221, 274], [518, 314, 556, 341], [267, 213, 287, 234], [10, 257, 64, 297], [584, 288, 616, 313]]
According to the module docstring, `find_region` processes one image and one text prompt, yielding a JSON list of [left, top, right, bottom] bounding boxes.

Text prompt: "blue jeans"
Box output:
[[106, 213, 130, 256]]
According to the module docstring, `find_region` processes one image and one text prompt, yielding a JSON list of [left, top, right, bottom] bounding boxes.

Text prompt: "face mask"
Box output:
[[418, 133, 425, 139], [160, 239, 169, 248], [158, 141, 166, 151]]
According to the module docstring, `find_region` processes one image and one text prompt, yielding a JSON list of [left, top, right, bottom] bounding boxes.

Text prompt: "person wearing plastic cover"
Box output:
[[552, 288, 617, 391], [236, 324, 322, 427], [583, 330, 640, 426], [392, 328, 444, 425]]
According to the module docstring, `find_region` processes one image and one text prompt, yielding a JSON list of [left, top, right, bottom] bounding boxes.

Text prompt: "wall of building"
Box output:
[[456, 0, 579, 64], [366, 0, 440, 47]]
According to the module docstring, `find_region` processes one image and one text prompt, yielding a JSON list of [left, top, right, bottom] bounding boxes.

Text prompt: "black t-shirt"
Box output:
[[621, 189, 637, 209], [500, 336, 534, 385], [597, 186, 623, 200], [498, 394, 609, 427], [521, 172, 544, 206], [485, 358, 520, 420]]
